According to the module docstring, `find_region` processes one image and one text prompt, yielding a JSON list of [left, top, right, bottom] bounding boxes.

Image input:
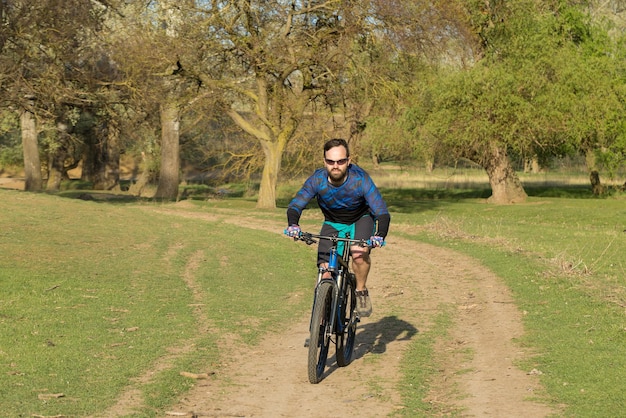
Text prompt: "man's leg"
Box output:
[[351, 214, 375, 289], [351, 216, 375, 317], [351, 246, 373, 317], [350, 246, 371, 291]]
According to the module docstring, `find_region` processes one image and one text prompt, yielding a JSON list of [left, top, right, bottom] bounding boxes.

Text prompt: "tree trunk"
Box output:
[[103, 120, 121, 191], [20, 108, 43, 191], [46, 121, 70, 191], [483, 144, 527, 204], [224, 72, 302, 209], [154, 100, 180, 200], [425, 158, 434, 173], [343, 101, 372, 157], [81, 131, 100, 184], [82, 120, 107, 189], [371, 153, 380, 168], [128, 152, 152, 197], [590, 170, 603, 195], [256, 139, 283, 209], [584, 150, 603, 195], [81, 119, 120, 190], [87, 119, 120, 191], [46, 150, 65, 191], [524, 155, 540, 174]]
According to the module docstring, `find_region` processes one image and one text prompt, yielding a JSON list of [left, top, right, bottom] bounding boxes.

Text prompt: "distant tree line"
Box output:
[[0, 0, 624, 206]]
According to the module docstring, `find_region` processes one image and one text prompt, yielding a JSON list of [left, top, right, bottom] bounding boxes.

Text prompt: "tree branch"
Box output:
[[226, 108, 271, 142]]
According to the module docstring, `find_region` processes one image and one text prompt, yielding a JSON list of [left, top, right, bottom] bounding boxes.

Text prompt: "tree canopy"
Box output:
[[1, 0, 625, 203], [397, 0, 626, 202]]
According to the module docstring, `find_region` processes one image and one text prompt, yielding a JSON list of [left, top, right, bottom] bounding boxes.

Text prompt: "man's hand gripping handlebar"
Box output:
[[283, 228, 386, 248]]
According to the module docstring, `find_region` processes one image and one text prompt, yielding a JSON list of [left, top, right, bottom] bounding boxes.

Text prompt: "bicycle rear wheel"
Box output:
[[336, 273, 357, 367], [308, 281, 333, 384]]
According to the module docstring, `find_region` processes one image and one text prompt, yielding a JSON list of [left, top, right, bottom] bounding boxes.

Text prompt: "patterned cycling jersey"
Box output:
[[287, 164, 390, 237]]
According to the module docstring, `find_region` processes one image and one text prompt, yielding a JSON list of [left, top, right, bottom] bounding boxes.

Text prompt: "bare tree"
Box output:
[[186, 1, 368, 208], [1, 0, 123, 191], [108, 0, 212, 199]]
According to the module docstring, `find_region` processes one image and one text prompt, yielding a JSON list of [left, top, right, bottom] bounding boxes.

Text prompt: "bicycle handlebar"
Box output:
[[284, 230, 385, 248]]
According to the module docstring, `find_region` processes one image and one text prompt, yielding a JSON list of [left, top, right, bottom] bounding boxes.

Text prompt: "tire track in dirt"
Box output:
[[93, 245, 212, 418], [403, 240, 557, 416], [157, 208, 556, 417], [105, 205, 556, 417]]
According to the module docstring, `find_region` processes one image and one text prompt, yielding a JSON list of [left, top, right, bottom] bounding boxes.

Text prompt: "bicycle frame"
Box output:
[[295, 231, 368, 383], [304, 233, 365, 338]]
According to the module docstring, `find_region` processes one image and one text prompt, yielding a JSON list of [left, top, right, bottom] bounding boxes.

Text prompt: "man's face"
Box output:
[[324, 146, 350, 183]]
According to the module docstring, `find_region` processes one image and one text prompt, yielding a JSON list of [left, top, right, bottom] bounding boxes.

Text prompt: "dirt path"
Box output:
[[96, 205, 557, 417]]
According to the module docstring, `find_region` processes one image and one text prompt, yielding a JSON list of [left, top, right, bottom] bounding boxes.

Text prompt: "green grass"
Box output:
[[388, 191, 626, 417], [2, 176, 626, 416], [0, 191, 312, 417], [395, 309, 456, 417]]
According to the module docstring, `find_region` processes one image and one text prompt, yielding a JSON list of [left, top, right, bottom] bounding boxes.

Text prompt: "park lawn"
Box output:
[[387, 190, 626, 417], [0, 190, 312, 416], [1, 183, 626, 416]]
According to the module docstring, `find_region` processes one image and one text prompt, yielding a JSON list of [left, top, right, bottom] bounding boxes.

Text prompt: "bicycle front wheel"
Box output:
[[336, 273, 357, 367], [308, 281, 333, 384]]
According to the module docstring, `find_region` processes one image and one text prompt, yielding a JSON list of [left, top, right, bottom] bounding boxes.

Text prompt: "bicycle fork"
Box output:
[[307, 261, 356, 346], [308, 272, 341, 342]]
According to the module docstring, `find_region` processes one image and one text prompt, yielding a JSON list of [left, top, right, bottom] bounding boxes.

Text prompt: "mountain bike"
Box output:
[[292, 231, 373, 384]]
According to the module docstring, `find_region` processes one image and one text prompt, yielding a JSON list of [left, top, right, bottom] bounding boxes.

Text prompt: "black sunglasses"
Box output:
[[324, 158, 349, 166]]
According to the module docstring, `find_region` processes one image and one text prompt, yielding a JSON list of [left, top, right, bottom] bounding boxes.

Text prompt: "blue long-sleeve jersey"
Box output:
[[287, 164, 390, 238]]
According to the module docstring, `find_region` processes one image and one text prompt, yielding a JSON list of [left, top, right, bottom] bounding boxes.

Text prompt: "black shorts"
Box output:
[[317, 215, 375, 265]]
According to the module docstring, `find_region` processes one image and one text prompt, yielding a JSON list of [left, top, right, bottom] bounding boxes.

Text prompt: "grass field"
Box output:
[[1, 170, 625, 416], [0, 191, 312, 416], [386, 191, 626, 417]]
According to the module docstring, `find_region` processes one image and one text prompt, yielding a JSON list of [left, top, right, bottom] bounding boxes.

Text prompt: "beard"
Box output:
[[328, 167, 347, 184]]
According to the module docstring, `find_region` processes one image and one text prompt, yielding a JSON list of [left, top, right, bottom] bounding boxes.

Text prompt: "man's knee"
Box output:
[[351, 248, 370, 264]]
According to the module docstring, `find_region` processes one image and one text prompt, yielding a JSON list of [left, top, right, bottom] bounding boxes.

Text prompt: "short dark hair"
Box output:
[[323, 138, 350, 157]]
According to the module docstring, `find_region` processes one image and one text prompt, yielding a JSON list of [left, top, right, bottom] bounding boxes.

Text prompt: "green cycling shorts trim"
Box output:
[[323, 220, 356, 256]]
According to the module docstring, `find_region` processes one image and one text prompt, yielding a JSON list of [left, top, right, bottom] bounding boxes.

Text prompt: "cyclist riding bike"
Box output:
[[285, 138, 391, 317]]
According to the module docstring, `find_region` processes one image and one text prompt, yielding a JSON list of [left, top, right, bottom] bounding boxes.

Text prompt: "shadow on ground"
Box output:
[[354, 315, 419, 359]]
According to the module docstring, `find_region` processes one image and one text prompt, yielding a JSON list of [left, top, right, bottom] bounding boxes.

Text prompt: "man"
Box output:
[[285, 138, 390, 317]]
